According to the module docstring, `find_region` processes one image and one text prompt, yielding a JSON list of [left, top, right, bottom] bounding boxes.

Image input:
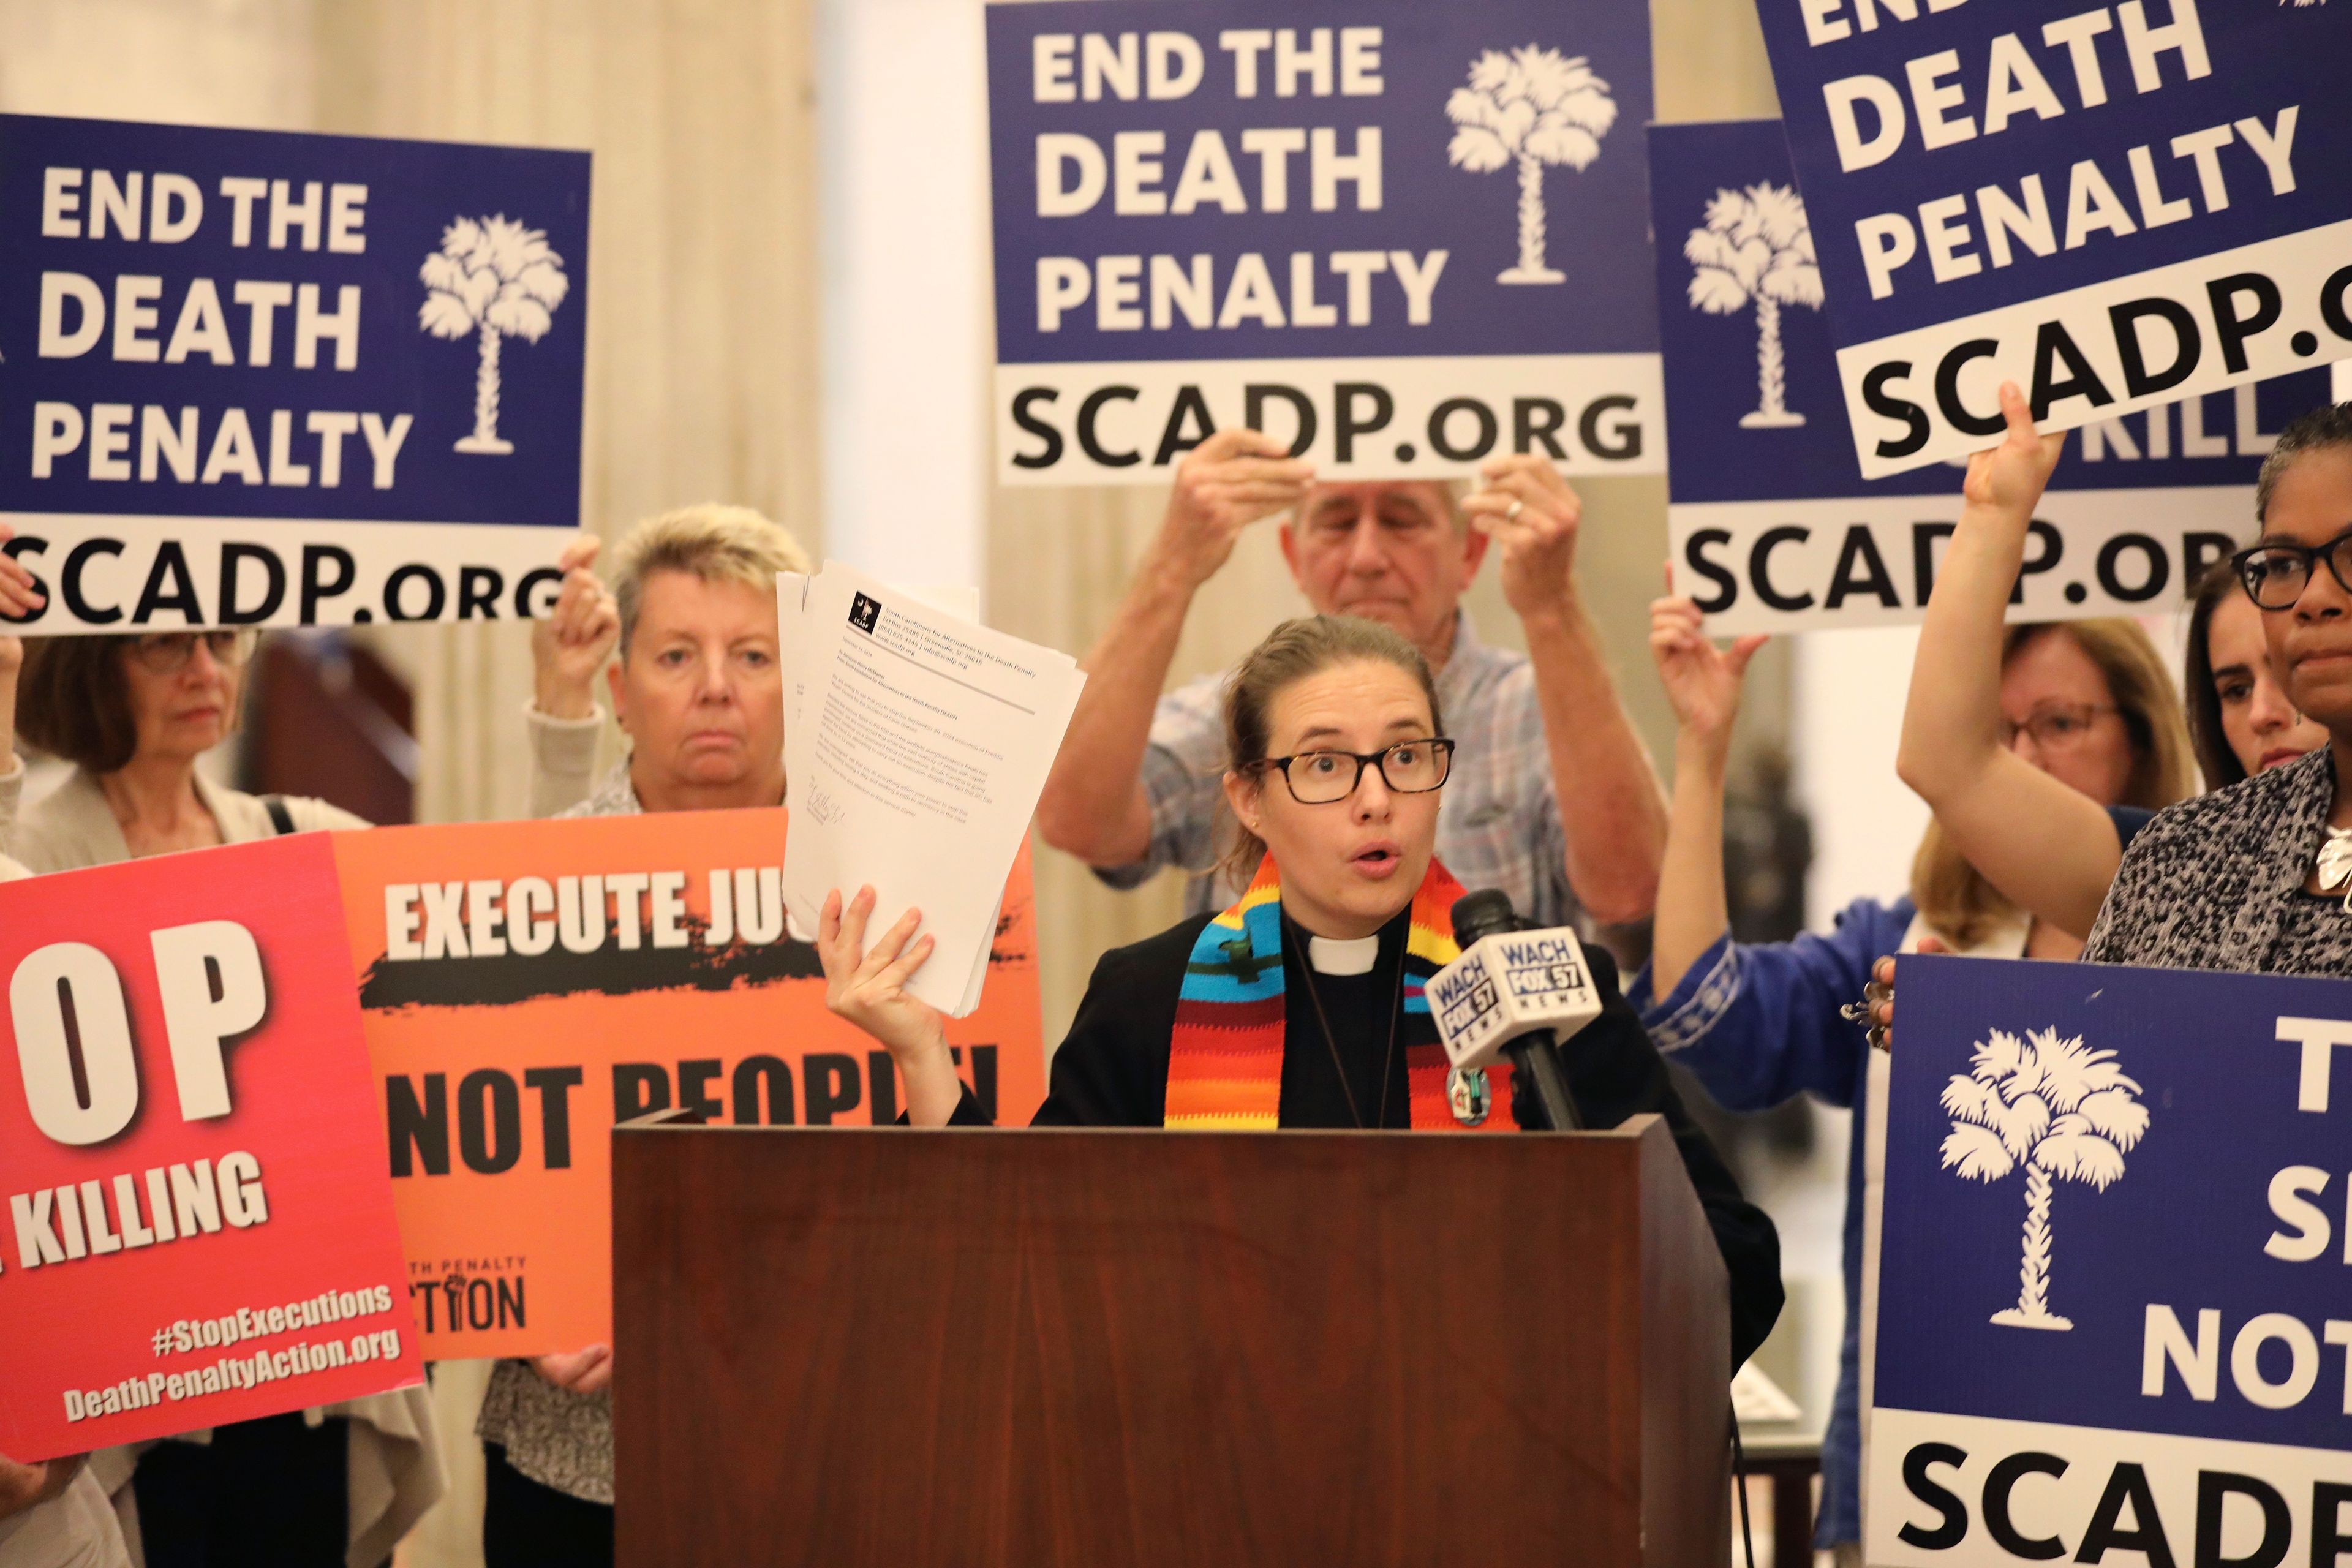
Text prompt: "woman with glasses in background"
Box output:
[[818, 612, 1785, 1371], [0, 535, 614, 872], [1890, 383, 2197, 958], [1633, 385, 2195, 1567], [6, 628, 363, 864], [2084, 402, 2352, 973], [0, 530, 617, 1568]]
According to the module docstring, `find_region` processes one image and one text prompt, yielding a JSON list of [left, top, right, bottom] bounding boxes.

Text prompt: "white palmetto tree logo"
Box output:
[[419, 216, 570, 456], [1940, 1028, 2149, 1330], [1686, 183, 1824, 429], [1445, 46, 1616, 286]]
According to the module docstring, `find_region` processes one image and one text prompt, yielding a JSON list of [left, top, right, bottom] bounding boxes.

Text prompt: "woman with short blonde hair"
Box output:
[[478, 501, 814, 1566], [606, 503, 811, 655]]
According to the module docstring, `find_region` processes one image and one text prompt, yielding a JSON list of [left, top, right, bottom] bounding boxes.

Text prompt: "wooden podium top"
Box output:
[[614, 1116, 1728, 1568]]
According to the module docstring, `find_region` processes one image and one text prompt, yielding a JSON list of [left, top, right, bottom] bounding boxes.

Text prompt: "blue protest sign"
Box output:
[[1866, 954, 2352, 1566], [1648, 118, 2333, 633], [0, 114, 590, 632], [1751, 1, 2352, 478], [984, 0, 1660, 484]]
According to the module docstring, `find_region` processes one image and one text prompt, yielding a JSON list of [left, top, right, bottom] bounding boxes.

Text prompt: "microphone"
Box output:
[[1431, 890, 1599, 1131]]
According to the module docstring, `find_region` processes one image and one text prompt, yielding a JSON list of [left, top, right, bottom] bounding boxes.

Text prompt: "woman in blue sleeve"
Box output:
[[1632, 384, 2198, 1566]]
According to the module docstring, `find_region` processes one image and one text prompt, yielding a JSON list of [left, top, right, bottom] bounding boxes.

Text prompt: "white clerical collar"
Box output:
[[1307, 933, 1380, 976]]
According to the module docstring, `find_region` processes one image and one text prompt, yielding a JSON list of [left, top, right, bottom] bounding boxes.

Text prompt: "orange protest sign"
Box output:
[[331, 808, 1045, 1360]]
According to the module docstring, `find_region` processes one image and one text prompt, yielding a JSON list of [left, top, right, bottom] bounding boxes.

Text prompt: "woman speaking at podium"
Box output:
[[819, 614, 1784, 1365]]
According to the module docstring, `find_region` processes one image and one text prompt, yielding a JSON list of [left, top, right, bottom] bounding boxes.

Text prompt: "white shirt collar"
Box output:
[[1306, 933, 1381, 976]]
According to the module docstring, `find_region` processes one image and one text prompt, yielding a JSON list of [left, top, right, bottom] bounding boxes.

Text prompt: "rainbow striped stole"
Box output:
[[1164, 854, 1517, 1132]]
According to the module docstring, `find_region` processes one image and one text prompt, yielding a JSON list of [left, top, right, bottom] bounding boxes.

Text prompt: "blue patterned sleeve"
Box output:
[[1091, 676, 1230, 891], [1623, 898, 1907, 1111]]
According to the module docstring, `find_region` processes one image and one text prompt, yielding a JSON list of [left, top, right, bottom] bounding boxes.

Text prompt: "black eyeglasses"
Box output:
[[1247, 739, 1455, 805], [130, 630, 257, 675], [2234, 524, 2352, 611], [1999, 702, 2119, 751]]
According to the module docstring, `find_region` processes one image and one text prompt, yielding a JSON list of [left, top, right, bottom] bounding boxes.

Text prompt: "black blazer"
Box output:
[[948, 911, 1785, 1367]]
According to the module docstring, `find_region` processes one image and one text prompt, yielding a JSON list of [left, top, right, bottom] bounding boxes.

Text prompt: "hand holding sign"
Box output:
[[0, 522, 37, 729], [1151, 429, 1314, 592], [530, 533, 620, 721], [1864, 944, 1950, 1052], [530, 1344, 611, 1397], [0, 526, 40, 623], [1962, 383, 2068, 520], [1464, 454, 1583, 618]]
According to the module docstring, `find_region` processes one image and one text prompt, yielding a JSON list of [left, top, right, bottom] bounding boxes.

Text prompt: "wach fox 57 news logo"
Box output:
[[1868, 957, 2352, 1567]]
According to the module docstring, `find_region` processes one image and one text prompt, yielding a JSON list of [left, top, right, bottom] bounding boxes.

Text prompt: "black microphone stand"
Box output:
[[1500, 1032, 1582, 1132], [1450, 890, 1583, 1131]]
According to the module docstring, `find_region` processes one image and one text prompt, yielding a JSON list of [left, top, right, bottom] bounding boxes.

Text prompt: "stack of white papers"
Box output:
[[778, 563, 1082, 1016]]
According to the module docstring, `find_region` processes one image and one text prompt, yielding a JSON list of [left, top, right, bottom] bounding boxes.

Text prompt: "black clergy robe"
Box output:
[[944, 905, 1785, 1367]]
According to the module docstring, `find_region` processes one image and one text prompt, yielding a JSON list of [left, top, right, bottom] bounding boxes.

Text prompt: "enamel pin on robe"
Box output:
[[1446, 1064, 1493, 1126]]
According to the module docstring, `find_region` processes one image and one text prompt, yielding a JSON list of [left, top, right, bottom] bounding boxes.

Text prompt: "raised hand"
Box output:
[[1150, 428, 1315, 592], [0, 524, 32, 767], [531, 534, 620, 720], [1461, 454, 1582, 617], [0, 526, 39, 619], [1648, 567, 1766, 750], [1961, 381, 2065, 518]]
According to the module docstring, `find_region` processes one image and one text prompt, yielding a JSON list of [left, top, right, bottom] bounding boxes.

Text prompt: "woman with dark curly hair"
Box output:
[[2086, 402, 2352, 973]]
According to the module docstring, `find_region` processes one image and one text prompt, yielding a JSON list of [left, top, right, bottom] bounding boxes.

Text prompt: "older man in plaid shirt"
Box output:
[[1036, 429, 1667, 931]]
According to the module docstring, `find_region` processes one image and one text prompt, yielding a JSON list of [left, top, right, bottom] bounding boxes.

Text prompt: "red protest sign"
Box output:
[[0, 834, 422, 1463]]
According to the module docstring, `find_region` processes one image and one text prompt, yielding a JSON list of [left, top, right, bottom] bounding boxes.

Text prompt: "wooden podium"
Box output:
[[612, 1114, 1730, 1567]]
